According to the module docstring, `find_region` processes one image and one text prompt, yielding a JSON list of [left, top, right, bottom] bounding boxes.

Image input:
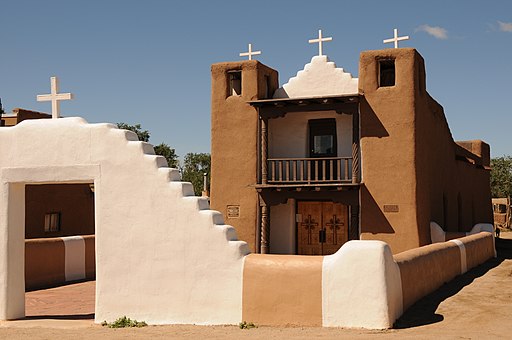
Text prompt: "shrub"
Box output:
[[101, 316, 147, 328], [239, 321, 257, 329]]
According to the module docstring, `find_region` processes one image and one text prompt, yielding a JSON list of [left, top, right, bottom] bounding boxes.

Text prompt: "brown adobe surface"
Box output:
[[1, 233, 511, 339]]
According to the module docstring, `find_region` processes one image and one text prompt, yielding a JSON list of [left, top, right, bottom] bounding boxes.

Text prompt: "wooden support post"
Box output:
[[352, 110, 360, 184], [260, 203, 270, 254], [261, 117, 268, 185]]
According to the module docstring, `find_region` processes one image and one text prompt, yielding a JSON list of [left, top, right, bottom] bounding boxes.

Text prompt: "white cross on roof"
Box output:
[[309, 29, 333, 56], [383, 28, 410, 49], [239, 43, 262, 60], [36, 76, 74, 119]]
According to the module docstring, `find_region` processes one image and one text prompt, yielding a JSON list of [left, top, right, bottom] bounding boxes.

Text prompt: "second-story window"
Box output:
[[309, 118, 337, 157]]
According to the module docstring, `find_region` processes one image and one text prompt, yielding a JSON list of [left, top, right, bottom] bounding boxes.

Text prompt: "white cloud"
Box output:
[[416, 24, 448, 40], [498, 21, 512, 32]]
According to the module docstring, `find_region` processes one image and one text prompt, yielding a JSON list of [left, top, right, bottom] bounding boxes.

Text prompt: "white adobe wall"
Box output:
[[269, 199, 296, 254], [0, 117, 249, 324], [269, 111, 353, 159], [322, 241, 403, 328], [273, 55, 358, 99]]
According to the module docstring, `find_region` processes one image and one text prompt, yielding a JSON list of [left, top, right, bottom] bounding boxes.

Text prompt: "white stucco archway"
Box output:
[[0, 166, 98, 319], [0, 118, 249, 324]]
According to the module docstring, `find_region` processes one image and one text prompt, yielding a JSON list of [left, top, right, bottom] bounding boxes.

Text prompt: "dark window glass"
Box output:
[[309, 118, 337, 157]]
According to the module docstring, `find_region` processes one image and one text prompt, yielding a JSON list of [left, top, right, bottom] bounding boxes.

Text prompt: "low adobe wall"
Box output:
[[243, 255, 323, 326], [395, 232, 495, 311], [242, 232, 495, 329], [242, 241, 403, 329], [25, 235, 95, 290]]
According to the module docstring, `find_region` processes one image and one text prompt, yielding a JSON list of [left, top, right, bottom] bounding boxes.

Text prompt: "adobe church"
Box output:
[[0, 30, 496, 328], [210, 37, 492, 255]]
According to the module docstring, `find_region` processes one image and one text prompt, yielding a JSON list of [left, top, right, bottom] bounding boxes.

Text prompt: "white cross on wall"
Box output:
[[309, 29, 333, 56], [36, 76, 74, 119], [239, 43, 262, 60], [383, 28, 410, 49]]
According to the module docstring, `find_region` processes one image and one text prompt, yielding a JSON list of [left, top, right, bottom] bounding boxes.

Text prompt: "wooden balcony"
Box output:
[[265, 157, 354, 185]]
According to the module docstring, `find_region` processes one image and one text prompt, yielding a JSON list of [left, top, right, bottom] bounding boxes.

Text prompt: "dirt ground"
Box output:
[[1, 234, 511, 339]]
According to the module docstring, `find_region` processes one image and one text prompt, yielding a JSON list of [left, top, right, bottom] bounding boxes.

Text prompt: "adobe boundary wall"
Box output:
[[25, 235, 95, 290], [0, 118, 495, 328], [394, 231, 495, 311], [241, 229, 495, 329]]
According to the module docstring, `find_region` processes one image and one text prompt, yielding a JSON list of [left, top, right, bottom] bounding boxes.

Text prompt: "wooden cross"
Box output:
[[326, 215, 344, 245], [37, 76, 74, 119], [309, 29, 332, 56], [302, 215, 318, 245], [383, 28, 410, 49], [239, 43, 261, 60]]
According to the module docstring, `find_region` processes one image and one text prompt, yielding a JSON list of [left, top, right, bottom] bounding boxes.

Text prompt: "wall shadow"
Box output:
[[394, 237, 509, 329], [24, 313, 94, 320], [360, 97, 389, 139], [360, 185, 395, 234]]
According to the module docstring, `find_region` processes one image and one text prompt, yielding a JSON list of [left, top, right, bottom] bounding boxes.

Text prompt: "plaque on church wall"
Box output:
[[383, 204, 399, 213], [227, 205, 240, 218]]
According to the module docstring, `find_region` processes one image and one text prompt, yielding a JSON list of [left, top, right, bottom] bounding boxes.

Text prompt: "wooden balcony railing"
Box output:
[[266, 157, 353, 184]]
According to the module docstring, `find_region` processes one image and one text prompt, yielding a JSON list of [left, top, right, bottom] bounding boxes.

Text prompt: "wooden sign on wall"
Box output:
[[227, 205, 240, 218]]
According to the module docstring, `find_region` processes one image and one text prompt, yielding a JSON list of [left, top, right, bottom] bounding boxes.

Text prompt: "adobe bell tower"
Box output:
[[210, 60, 278, 252]]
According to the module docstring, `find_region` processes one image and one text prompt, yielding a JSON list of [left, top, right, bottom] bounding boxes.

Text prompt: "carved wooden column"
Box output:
[[261, 117, 268, 185], [352, 110, 360, 184], [260, 203, 270, 253]]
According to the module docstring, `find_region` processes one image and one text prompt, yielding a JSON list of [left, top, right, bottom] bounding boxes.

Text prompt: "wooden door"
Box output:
[[297, 202, 348, 255], [297, 202, 323, 255], [322, 202, 348, 255]]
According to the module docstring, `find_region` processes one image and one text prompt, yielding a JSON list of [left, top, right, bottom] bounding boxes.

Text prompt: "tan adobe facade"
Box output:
[[210, 48, 492, 255], [1, 108, 51, 127]]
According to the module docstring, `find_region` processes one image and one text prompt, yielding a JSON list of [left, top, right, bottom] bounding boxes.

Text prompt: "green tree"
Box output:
[[182, 153, 211, 196], [117, 122, 178, 167], [490, 156, 512, 198], [117, 122, 150, 142], [154, 143, 179, 168]]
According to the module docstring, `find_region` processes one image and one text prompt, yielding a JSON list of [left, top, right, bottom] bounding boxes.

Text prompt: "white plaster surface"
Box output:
[[322, 240, 403, 329], [431, 221, 494, 245], [430, 221, 445, 243], [469, 223, 494, 235], [269, 111, 352, 159], [62, 236, 86, 281], [0, 117, 249, 324], [0, 183, 25, 319], [469, 223, 496, 257], [269, 199, 295, 254], [449, 239, 467, 274], [273, 56, 358, 99]]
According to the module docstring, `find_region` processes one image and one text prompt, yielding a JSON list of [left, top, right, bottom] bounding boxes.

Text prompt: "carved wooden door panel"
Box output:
[[297, 202, 322, 255], [322, 202, 348, 255], [297, 201, 348, 255]]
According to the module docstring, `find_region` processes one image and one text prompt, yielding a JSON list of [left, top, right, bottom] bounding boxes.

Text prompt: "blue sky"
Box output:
[[1, 0, 511, 160]]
